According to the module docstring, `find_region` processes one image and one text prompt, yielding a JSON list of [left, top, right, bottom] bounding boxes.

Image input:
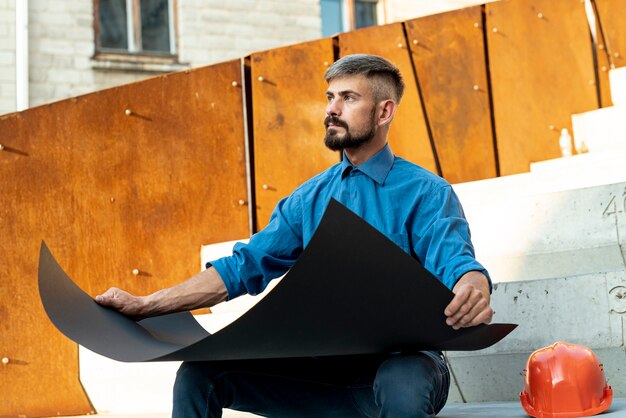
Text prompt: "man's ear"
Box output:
[[377, 100, 397, 127]]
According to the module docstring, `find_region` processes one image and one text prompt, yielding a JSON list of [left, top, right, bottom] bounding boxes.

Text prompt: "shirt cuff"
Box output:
[[451, 262, 493, 293], [209, 257, 245, 300]]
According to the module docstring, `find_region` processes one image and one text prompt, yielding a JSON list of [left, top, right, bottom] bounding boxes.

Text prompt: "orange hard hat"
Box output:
[[520, 341, 612, 418]]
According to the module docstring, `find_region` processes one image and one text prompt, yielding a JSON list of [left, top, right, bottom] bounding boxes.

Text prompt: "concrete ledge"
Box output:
[[454, 159, 626, 198], [530, 148, 626, 176], [455, 181, 626, 282], [610, 67, 626, 106], [572, 105, 626, 153]]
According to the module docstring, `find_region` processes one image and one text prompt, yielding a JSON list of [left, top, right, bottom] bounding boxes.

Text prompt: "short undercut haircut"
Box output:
[[324, 54, 405, 104]]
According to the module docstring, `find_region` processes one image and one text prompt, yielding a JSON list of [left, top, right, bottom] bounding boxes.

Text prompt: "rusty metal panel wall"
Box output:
[[338, 23, 438, 174], [251, 39, 338, 229], [406, 7, 497, 184], [486, 0, 599, 175], [0, 60, 249, 416]]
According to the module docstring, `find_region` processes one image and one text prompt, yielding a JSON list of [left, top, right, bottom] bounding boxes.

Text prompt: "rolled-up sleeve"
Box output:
[[412, 185, 492, 291], [210, 193, 304, 300]]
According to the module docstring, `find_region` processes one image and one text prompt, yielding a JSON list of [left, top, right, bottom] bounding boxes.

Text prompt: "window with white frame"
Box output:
[[321, 0, 380, 37], [95, 0, 177, 58]]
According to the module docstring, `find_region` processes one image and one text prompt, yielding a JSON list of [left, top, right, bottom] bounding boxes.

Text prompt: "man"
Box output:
[[97, 54, 493, 417]]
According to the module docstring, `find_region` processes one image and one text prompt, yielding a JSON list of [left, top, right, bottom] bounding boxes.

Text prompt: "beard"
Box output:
[[323, 109, 377, 152]]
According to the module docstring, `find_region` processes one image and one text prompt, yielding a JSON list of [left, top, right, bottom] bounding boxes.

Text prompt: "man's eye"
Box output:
[[345, 95, 354, 101]]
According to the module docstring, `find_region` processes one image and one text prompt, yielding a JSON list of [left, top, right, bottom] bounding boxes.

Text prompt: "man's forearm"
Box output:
[[141, 267, 229, 316], [96, 267, 228, 320]]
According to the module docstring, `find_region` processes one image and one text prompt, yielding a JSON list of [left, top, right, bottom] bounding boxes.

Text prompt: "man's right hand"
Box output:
[[95, 266, 229, 321], [96, 288, 148, 320]]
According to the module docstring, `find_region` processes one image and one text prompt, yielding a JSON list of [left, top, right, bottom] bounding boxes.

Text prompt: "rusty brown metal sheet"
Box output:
[[592, 3, 614, 107], [338, 23, 438, 174], [486, 0, 599, 175], [405, 7, 497, 184], [251, 39, 338, 229], [0, 60, 248, 416], [594, 0, 626, 69], [594, 0, 626, 106]]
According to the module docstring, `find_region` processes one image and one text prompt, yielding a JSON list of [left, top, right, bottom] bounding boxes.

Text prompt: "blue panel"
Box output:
[[321, 0, 343, 37]]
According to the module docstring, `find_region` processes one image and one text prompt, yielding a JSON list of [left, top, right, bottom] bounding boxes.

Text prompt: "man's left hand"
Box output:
[[444, 271, 493, 330]]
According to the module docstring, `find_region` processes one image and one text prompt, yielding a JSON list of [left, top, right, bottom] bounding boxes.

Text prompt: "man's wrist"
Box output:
[[456, 270, 490, 295]]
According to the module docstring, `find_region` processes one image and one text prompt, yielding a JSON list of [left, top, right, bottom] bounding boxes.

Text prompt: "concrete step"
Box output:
[[440, 397, 626, 417], [48, 411, 257, 418], [611, 66, 626, 106], [47, 397, 626, 417], [568, 66, 626, 151], [571, 104, 626, 153], [454, 150, 626, 199], [529, 147, 626, 176], [454, 179, 626, 283]]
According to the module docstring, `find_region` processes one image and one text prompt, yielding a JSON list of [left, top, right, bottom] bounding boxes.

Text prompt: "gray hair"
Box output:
[[324, 54, 405, 103]]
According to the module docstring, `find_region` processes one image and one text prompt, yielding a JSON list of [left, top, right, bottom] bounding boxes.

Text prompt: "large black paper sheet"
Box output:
[[38, 199, 517, 362]]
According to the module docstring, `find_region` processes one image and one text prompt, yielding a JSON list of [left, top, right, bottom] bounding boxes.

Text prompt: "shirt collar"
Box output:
[[341, 143, 394, 185]]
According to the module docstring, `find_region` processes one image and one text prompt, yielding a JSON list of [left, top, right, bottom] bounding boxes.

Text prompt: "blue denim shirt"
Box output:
[[211, 144, 490, 299]]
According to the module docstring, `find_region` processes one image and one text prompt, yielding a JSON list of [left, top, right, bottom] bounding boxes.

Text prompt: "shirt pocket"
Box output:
[[386, 232, 411, 254]]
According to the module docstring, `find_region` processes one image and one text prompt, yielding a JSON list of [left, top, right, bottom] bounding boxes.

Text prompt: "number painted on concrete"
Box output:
[[609, 285, 626, 314], [602, 193, 626, 217]]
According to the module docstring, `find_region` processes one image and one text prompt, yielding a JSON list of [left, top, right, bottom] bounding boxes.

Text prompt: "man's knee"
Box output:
[[176, 362, 213, 391], [173, 362, 229, 418], [374, 354, 449, 417], [174, 362, 229, 403]]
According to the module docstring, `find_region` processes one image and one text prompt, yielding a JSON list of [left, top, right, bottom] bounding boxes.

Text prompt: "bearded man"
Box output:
[[97, 54, 493, 418]]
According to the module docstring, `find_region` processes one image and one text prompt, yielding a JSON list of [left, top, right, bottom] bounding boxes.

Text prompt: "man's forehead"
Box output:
[[326, 74, 371, 94]]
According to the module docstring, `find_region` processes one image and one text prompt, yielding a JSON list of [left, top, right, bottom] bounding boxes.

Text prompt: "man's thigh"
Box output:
[[200, 355, 388, 418], [177, 352, 447, 418]]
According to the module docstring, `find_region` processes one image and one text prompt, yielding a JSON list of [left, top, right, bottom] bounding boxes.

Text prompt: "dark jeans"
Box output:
[[172, 351, 450, 418]]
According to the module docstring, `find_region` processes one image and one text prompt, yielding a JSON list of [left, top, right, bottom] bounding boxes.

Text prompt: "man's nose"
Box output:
[[326, 99, 341, 116]]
